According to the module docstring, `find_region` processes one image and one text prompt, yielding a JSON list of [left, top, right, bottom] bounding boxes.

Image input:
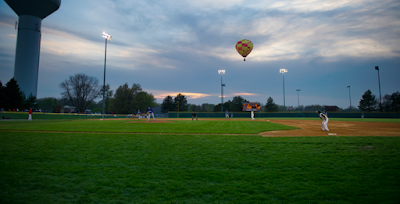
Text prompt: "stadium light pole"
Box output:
[[375, 66, 382, 112], [296, 89, 301, 108], [102, 32, 112, 119], [347, 86, 352, 112], [218, 70, 226, 112], [280, 69, 288, 111]]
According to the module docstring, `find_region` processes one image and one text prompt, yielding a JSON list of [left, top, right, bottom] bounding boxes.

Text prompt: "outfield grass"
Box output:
[[0, 131, 399, 203], [1, 119, 400, 203], [0, 120, 297, 134]]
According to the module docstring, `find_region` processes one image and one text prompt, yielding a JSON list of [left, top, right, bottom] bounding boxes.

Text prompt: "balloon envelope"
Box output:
[[236, 39, 253, 59]]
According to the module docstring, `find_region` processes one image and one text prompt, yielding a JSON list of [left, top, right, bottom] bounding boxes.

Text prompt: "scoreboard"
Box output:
[[242, 102, 261, 112]]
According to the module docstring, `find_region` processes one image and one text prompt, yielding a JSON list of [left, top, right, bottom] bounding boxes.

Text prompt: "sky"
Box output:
[[1, 0, 399, 109]]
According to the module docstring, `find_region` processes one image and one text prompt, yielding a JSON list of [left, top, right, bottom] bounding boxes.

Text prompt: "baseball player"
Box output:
[[251, 110, 254, 121], [28, 108, 32, 121], [137, 109, 141, 120], [192, 111, 198, 121], [147, 106, 156, 121], [225, 109, 229, 119], [317, 111, 329, 131]]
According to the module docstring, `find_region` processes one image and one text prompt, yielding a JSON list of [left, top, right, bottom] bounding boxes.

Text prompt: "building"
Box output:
[[53, 105, 76, 113], [325, 106, 339, 112]]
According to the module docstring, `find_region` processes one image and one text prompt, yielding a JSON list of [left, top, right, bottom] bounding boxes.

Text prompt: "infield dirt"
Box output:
[[256, 119, 400, 137]]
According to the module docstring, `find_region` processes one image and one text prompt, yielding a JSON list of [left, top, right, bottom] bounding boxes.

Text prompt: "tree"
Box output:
[[5, 78, 25, 110], [296, 105, 304, 111], [59, 73, 101, 112], [110, 83, 155, 114], [135, 91, 157, 111], [382, 92, 400, 112], [382, 94, 392, 112], [392, 92, 400, 112], [358, 89, 377, 112], [98, 84, 113, 113], [0, 81, 6, 110], [24, 93, 38, 110], [174, 93, 188, 111], [264, 97, 278, 112], [230, 96, 248, 112], [37, 97, 59, 113], [161, 96, 175, 112], [111, 83, 134, 114], [201, 103, 214, 112], [213, 101, 232, 112]]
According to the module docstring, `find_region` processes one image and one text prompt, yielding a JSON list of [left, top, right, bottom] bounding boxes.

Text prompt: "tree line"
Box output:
[[1, 74, 399, 114], [59, 73, 157, 114], [0, 78, 38, 111]]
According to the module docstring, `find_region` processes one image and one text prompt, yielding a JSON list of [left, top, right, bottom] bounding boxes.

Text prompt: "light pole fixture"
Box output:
[[296, 89, 301, 108], [218, 70, 226, 112], [279, 69, 288, 111], [102, 31, 112, 119], [375, 66, 382, 111], [347, 86, 351, 112]]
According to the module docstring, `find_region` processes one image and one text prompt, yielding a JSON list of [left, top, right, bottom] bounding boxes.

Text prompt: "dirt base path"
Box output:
[[260, 119, 400, 137]]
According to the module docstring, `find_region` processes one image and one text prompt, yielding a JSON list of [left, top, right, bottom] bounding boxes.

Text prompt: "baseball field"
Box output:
[[1, 118, 400, 203]]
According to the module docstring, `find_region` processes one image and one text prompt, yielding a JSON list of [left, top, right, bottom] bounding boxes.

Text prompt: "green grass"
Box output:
[[0, 119, 297, 134], [0, 131, 399, 203], [1, 119, 400, 203]]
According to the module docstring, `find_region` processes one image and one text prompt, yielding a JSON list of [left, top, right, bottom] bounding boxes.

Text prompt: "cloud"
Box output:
[[268, 0, 366, 13], [145, 89, 212, 100]]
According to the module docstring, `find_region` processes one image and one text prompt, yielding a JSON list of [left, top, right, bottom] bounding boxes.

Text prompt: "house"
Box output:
[[53, 105, 76, 113]]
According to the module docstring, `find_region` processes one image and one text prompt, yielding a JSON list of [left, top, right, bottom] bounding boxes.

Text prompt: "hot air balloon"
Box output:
[[236, 39, 253, 61]]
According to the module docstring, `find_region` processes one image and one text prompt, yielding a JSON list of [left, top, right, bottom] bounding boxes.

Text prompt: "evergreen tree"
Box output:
[[265, 97, 278, 112], [5, 78, 25, 110], [358, 89, 377, 112], [161, 95, 175, 112], [0, 81, 7, 110], [174, 93, 188, 111], [24, 93, 38, 110]]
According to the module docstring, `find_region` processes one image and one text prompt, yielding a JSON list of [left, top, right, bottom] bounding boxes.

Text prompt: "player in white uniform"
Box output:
[[225, 110, 229, 119], [251, 110, 254, 121], [317, 111, 329, 131], [147, 106, 156, 121]]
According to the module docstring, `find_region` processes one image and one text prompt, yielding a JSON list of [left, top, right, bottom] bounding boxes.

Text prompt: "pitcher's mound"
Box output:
[[125, 120, 173, 123]]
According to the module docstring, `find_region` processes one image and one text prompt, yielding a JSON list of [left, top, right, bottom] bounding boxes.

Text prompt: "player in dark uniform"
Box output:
[[147, 106, 156, 121], [137, 109, 141, 120], [192, 112, 198, 121]]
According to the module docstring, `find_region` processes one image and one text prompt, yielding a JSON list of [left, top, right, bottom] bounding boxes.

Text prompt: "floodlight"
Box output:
[[279, 69, 288, 73], [102, 32, 112, 41]]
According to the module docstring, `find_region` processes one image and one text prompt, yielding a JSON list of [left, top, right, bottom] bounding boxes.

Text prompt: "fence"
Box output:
[[169, 112, 400, 118], [1, 111, 399, 120]]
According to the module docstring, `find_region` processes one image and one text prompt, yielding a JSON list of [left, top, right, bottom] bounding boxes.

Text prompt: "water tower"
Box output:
[[5, 0, 61, 98]]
